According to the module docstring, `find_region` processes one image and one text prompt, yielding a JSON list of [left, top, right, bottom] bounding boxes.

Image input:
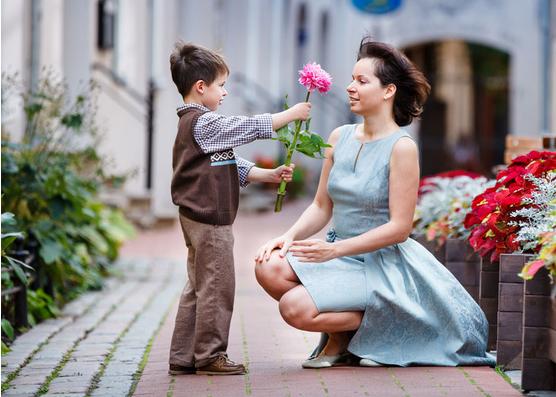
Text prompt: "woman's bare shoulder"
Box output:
[[328, 124, 356, 145], [391, 135, 418, 158]]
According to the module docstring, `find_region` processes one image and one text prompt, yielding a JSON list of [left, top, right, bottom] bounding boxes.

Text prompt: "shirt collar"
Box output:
[[176, 103, 211, 114]]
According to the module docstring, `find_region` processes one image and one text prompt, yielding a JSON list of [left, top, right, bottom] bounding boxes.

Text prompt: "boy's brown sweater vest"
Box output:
[[171, 107, 240, 225]]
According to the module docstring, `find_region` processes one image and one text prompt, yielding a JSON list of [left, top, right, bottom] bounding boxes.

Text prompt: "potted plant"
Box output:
[[513, 173, 556, 390], [413, 172, 494, 300], [464, 150, 556, 367]]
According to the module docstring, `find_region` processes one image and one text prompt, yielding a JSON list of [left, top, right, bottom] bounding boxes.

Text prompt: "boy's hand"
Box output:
[[271, 103, 311, 130], [268, 163, 295, 183], [290, 102, 312, 121]]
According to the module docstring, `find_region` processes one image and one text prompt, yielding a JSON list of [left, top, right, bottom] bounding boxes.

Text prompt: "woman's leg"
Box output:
[[255, 251, 300, 301], [278, 285, 363, 334]]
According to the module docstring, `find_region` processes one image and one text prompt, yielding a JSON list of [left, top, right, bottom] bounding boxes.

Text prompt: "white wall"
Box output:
[[1, 0, 31, 141]]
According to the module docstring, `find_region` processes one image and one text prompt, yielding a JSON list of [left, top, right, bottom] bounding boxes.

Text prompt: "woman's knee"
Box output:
[[254, 251, 287, 286], [279, 288, 316, 329]]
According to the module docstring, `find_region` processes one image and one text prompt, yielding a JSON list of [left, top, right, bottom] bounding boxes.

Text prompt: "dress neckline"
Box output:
[[351, 124, 401, 145]]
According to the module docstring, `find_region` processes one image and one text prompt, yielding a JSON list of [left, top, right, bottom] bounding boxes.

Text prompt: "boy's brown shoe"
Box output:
[[196, 354, 246, 376], [168, 364, 196, 375]]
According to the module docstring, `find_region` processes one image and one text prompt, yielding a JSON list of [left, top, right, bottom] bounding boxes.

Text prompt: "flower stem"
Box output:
[[275, 91, 311, 212]]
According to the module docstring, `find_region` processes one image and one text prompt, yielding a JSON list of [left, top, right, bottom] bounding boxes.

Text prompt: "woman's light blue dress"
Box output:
[[286, 124, 495, 367]]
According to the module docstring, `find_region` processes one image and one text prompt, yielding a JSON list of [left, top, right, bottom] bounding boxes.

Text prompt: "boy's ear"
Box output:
[[194, 80, 205, 95]]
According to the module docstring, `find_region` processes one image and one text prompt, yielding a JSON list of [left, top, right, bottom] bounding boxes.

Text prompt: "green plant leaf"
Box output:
[[60, 113, 83, 130], [24, 102, 43, 119], [1, 212, 17, 227], [1, 318, 15, 340], [6, 256, 29, 284], [1, 233, 23, 251], [39, 240, 64, 264], [2, 340, 11, 354]]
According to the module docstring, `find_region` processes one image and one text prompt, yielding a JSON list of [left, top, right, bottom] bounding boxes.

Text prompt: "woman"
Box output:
[[254, 37, 495, 368]]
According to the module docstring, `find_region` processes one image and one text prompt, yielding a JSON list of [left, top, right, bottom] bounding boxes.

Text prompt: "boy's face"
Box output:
[[202, 73, 228, 111]]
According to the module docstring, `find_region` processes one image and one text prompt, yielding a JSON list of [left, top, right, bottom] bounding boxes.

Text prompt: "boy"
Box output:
[[168, 42, 311, 376]]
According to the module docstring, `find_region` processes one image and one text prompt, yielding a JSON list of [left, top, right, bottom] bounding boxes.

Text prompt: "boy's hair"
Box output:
[[169, 41, 230, 98]]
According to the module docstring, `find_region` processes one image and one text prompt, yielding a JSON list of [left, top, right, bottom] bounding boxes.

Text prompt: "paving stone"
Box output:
[[2, 383, 43, 394], [45, 381, 90, 394], [1, 391, 36, 397]]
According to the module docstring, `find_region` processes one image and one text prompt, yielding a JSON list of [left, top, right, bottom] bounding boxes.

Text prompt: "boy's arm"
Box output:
[[193, 103, 311, 154], [237, 157, 295, 187], [236, 157, 255, 187], [194, 113, 273, 154]]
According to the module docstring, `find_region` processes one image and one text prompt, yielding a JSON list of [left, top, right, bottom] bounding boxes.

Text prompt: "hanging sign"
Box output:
[[351, 0, 403, 14]]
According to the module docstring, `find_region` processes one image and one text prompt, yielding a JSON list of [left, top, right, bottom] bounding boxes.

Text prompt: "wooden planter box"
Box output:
[[496, 253, 534, 369], [413, 234, 445, 264], [479, 257, 500, 351], [521, 266, 556, 391], [444, 238, 481, 302]]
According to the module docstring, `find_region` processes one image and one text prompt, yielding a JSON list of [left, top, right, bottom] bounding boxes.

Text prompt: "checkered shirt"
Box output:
[[177, 103, 273, 187]]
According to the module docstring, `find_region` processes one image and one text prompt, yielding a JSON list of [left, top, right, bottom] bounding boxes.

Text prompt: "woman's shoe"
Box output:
[[359, 358, 382, 367], [302, 352, 351, 369]]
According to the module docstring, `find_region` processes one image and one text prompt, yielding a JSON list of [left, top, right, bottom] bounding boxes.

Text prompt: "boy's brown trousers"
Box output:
[[169, 213, 235, 368]]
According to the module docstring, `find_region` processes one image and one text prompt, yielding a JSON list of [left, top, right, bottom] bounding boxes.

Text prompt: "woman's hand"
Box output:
[[255, 234, 294, 264], [288, 239, 338, 263]]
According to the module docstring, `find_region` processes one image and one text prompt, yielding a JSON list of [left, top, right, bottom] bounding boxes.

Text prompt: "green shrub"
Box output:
[[1, 73, 135, 340]]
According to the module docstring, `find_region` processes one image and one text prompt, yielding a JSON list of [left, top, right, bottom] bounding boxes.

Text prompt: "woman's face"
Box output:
[[346, 58, 391, 116]]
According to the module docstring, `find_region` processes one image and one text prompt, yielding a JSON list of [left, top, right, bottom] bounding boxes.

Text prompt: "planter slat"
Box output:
[[497, 341, 522, 369], [523, 327, 550, 359], [444, 261, 479, 285], [443, 239, 481, 303], [520, 266, 556, 391], [552, 298, 556, 330], [496, 253, 533, 369], [498, 311, 523, 341], [499, 283, 524, 312], [521, 358, 555, 391], [550, 328, 556, 363], [479, 258, 499, 351], [499, 254, 527, 282], [445, 238, 479, 262], [479, 271, 498, 298], [523, 295, 550, 327]]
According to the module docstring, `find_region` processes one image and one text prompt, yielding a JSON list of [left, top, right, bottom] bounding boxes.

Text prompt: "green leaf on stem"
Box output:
[[1, 319, 14, 340]]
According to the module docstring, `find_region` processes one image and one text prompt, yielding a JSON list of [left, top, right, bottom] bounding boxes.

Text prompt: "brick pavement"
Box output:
[[130, 199, 524, 397], [1, 259, 184, 397]]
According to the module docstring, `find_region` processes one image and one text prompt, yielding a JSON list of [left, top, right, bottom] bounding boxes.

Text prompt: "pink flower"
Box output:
[[298, 62, 332, 94]]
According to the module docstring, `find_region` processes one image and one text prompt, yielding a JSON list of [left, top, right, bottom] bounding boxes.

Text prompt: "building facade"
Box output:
[[2, 0, 554, 218]]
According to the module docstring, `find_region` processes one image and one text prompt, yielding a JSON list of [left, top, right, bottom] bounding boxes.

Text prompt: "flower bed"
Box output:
[[1, 74, 134, 351]]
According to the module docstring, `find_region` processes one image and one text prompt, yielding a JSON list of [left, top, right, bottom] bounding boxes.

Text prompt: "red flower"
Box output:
[[419, 170, 483, 196], [465, 150, 556, 261]]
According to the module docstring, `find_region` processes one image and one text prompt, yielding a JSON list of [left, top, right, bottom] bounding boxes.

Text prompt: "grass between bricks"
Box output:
[[36, 346, 78, 395], [458, 367, 493, 397], [86, 284, 176, 397], [239, 311, 252, 396], [35, 300, 122, 396], [495, 365, 512, 384], [1, 296, 110, 393], [166, 376, 176, 397], [36, 297, 130, 396], [387, 368, 410, 397], [127, 292, 179, 397]]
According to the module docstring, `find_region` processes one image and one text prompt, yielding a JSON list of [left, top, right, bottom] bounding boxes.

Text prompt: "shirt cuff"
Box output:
[[254, 113, 273, 139], [236, 157, 255, 187]]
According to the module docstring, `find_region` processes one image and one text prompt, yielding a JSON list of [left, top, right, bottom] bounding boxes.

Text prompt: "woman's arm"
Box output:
[[289, 137, 419, 262], [255, 127, 342, 262]]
